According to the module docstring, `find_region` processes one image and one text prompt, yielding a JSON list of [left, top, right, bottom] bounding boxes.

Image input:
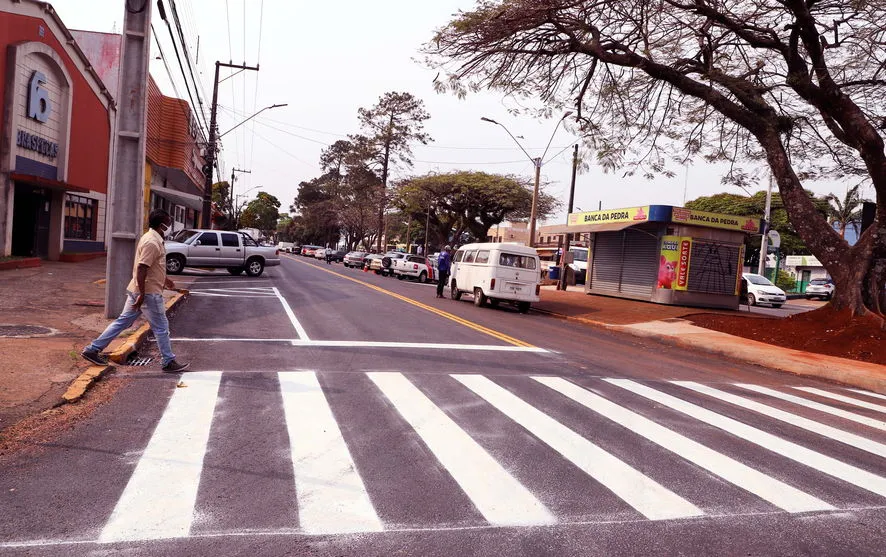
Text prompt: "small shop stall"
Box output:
[[549, 205, 762, 309]]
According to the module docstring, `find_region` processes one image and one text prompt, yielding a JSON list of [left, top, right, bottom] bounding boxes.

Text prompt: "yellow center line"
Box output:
[[285, 255, 535, 348]]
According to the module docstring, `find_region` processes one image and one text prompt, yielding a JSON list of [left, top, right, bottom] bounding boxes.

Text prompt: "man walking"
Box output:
[[81, 209, 189, 373], [436, 245, 452, 298]]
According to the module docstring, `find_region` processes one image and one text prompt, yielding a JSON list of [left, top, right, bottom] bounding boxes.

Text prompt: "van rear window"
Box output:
[[464, 251, 477, 263], [454, 250, 465, 262], [475, 250, 490, 264], [499, 253, 537, 270]]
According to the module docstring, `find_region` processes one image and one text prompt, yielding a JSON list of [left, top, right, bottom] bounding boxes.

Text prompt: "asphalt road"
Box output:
[[1, 255, 885, 556]]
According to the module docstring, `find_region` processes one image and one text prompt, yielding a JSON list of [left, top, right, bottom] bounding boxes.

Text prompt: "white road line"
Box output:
[[793, 387, 886, 415], [169, 339, 546, 353], [188, 288, 275, 294], [674, 381, 886, 459], [535, 377, 832, 513], [291, 340, 548, 352], [189, 293, 275, 298], [606, 379, 886, 499], [273, 287, 309, 340], [847, 389, 886, 402], [278, 372, 382, 534], [181, 280, 271, 285], [736, 384, 886, 431], [453, 375, 703, 521], [99, 371, 222, 542], [368, 372, 555, 526]]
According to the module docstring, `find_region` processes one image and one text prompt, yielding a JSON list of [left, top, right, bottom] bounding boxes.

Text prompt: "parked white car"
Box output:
[[805, 278, 835, 300], [393, 254, 435, 283], [450, 242, 541, 313], [165, 229, 280, 277], [742, 273, 786, 308]]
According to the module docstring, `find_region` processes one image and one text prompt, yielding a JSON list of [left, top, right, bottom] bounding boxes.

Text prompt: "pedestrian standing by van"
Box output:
[[81, 209, 189, 373], [436, 245, 452, 298]]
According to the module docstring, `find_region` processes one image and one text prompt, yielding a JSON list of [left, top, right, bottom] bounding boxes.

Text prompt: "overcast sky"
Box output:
[[49, 0, 854, 223]]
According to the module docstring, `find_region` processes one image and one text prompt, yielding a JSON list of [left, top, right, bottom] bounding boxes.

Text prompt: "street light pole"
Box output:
[[758, 173, 773, 276], [559, 144, 579, 290], [229, 167, 251, 228], [481, 112, 572, 247]]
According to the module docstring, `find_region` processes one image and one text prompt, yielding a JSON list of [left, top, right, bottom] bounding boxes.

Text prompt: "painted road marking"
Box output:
[[273, 286, 309, 340], [368, 372, 555, 526], [675, 381, 886, 459], [99, 371, 222, 542], [278, 372, 382, 534], [606, 379, 886, 499], [453, 375, 703, 520], [793, 387, 886, 415], [286, 256, 534, 348], [536, 377, 832, 513], [847, 389, 886, 402], [170, 338, 547, 352], [736, 384, 886, 431]]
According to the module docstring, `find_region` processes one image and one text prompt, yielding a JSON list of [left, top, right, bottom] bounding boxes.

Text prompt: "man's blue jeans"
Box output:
[[85, 291, 175, 365]]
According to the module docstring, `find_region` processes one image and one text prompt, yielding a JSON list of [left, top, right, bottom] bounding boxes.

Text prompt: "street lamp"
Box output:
[[219, 103, 288, 138], [201, 103, 287, 228], [481, 111, 573, 247]]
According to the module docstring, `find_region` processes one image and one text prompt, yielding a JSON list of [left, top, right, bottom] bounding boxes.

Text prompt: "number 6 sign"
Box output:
[[28, 71, 51, 123]]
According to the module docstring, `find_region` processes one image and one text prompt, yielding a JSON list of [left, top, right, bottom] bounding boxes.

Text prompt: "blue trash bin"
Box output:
[[548, 265, 560, 280]]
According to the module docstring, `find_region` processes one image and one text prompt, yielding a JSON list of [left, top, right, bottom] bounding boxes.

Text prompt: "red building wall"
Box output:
[[0, 11, 111, 193], [146, 76, 204, 191]]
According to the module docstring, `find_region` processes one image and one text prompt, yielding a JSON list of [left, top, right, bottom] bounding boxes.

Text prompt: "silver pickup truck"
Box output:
[[164, 229, 280, 277]]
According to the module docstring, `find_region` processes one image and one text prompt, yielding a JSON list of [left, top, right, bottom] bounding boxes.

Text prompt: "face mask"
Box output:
[[159, 223, 170, 237]]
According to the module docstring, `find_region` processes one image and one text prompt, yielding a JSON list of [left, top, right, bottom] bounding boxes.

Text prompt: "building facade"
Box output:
[[0, 1, 116, 259]]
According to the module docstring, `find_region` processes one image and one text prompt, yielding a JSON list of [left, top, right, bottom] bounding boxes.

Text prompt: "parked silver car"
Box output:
[[805, 278, 835, 300]]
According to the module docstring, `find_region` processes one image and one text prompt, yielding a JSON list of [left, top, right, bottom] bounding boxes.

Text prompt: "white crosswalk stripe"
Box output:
[[536, 377, 833, 513], [674, 381, 886, 458], [454, 374, 703, 520], [369, 372, 555, 526], [97, 373, 886, 543], [605, 379, 886, 499], [847, 388, 886, 402], [100, 371, 222, 542], [736, 384, 886, 431], [793, 386, 886, 415], [278, 371, 382, 534]]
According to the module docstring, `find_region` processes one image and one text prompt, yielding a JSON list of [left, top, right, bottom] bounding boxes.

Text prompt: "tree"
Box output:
[[240, 192, 282, 239], [426, 1, 886, 319], [686, 191, 829, 255], [826, 185, 866, 239], [211, 181, 232, 229], [393, 171, 559, 247], [355, 92, 432, 252]]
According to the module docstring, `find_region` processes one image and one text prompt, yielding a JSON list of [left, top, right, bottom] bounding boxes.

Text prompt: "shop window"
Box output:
[[174, 205, 186, 224], [64, 194, 97, 240], [687, 241, 741, 295]]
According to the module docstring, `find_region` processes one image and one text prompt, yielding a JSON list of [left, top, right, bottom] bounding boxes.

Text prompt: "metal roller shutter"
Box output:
[[619, 229, 658, 297], [590, 232, 623, 294], [687, 240, 742, 295]]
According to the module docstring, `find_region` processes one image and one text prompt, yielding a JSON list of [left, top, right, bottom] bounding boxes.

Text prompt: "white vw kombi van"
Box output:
[[449, 242, 541, 313]]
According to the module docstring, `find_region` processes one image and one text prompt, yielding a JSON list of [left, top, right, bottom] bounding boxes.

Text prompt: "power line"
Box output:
[[151, 23, 206, 144], [169, 0, 208, 127], [155, 0, 209, 134], [247, 0, 265, 190]]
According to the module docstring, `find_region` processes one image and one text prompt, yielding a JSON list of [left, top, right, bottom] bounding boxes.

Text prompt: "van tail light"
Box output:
[[490, 278, 496, 290], [276, 250, 280, 255], [413, 264, 418, 270], [535, 284, 541, 296]]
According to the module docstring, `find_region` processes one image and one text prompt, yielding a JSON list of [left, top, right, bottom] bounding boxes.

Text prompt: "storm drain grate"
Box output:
[[0, 324, 56, 338], [126, 354, 155, 367]]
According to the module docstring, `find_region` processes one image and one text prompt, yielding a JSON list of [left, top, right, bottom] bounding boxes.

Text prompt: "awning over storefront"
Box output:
[[151, 185, 204, 211], [10, 172, 90, 193]]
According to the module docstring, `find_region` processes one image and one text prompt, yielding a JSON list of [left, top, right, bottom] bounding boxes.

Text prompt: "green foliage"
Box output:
[[393, 171, 559, 246], [775, 270, 797, 293], [240, 192, 282, 238], [686, 191, 829, 255]]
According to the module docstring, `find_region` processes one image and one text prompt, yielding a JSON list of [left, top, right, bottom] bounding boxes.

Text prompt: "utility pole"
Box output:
[[105, 0, 152, 317], [528, 158, 542, 248], [202, 61, 259, 228], [559, 144, 579, 290], [229, 167, 251, 228], [757, 173, 774, 276]]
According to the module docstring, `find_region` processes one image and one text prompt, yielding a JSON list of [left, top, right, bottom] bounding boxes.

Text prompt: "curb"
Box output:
[[531, 307, 886, 394], [59, 290, 189, 406]]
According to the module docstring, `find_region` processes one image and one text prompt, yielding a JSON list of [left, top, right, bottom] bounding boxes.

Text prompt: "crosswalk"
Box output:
[[97, 372, 886, 542]]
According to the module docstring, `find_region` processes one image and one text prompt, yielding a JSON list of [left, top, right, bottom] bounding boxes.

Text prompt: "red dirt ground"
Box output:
[[687, 306, 886, 366]]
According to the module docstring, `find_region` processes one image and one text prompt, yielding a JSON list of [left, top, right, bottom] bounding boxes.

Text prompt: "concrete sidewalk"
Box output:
[[534, 286, 886, 394], [0, 257, 184, 434]]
